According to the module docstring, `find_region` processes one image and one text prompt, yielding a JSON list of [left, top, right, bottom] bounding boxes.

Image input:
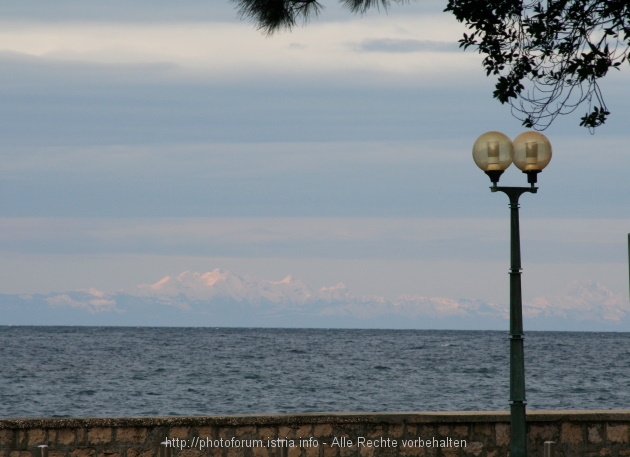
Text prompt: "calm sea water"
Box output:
[[1, 327, 629, 418]]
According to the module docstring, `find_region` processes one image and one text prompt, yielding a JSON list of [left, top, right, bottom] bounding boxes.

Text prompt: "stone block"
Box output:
[[441, 448, 459, 457], [49, 450, 65, 457], [69, 448, 95, 457], [27, 430, 47, 446], [405, 425, 418, 437], [367, 427, 383, 440], [179, 449, 203, 457], [9, 451, 32, 457], [358, 446, 377, 457], [495, 424, 510, 447], [418, 426, 436, 440], [399, 446, 424, 457], [437, 427, 449, 438], [388, 426, 404, 439], [253, 447, 269, 457], [56, 430, 76, 446], [0, 430, 15, 445], [486, 451, 497, 457], [598, 448, 611, 456], [288, 447, 302, 457], [295, 426, 312, 442], [117, 428, 148, 444], [222, 429, 242, 441], [322, 444, 337, 457], [587, 426, 602, 444], [472, 424, 491, 437], [278, 428, 295, 440], [304, 446, 320, 457], [453, 426, 468, 438], [170, 428, 190, 440], [197, 428, 215, 439], [312, 426, 332, 439], [463, 442, 483, 457], [98, 451, 120, 457], [338, 446, 353, 457], [126, 448, 154, 457], [259, 428, 276, 441], [606, 424, 629, 443], [619, 450, 630, 457], [530, 425, 556, 442], [88, 428, 112, 445], [375, 449, 396, 457], [236, 428, 257, 438], [560, 424, 582, 445]]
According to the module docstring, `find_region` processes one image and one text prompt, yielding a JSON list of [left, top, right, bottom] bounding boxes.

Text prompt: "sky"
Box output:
[[0, 0, 629, 328]]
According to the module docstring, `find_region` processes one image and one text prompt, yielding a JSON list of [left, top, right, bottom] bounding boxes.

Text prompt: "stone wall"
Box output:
[[1, 411, 629, 457]]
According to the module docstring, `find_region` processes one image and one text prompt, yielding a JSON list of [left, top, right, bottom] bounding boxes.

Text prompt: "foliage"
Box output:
[[232, 0, 323, 34], [232, 0, 410, 34], [445, 0, 630, 130], [233, 0, 630, 130]]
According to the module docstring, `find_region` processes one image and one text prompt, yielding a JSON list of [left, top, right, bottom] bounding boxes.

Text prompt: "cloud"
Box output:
[[0, 17, 476, 84], [0, 0, 238, 23], [45, 288, 119, 313], [2, 217, 627, 266], [356, 38, 460, 53]]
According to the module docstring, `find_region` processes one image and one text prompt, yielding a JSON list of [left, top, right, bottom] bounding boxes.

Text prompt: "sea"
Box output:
[[1, 327, 629, 418]]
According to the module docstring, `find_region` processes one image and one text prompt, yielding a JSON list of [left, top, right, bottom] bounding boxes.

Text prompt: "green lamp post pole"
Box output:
[[472, 131, 553, 457], [494, 185, 532, 457]]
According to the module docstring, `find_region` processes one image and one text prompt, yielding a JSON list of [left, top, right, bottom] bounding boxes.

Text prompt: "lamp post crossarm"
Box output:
[[491, 186, 538, 197]]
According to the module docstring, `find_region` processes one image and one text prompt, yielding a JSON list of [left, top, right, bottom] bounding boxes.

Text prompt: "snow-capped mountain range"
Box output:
[[133, 270, 348, 306], [2, 269, 628, 330]]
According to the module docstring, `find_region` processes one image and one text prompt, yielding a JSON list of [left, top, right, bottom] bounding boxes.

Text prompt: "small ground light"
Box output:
[[544, 441, 555, 457], [160, 442, 172, 457]]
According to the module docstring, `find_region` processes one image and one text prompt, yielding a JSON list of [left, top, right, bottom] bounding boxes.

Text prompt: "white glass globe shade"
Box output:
[[472, 131, 514, 171], [513, 131, 552, 171]]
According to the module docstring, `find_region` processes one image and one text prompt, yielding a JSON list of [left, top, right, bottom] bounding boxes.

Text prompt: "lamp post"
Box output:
[[472, 131, 552, 457]]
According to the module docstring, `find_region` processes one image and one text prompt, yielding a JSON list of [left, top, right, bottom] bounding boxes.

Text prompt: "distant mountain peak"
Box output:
[[274, 275, 294, 285], [133, 269, 323, 305], [526, 279, 628, 322], [564, 279, 618, 301]]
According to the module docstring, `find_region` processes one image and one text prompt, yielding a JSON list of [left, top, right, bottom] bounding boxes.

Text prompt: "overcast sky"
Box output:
[[1, 0, 628, 322]]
